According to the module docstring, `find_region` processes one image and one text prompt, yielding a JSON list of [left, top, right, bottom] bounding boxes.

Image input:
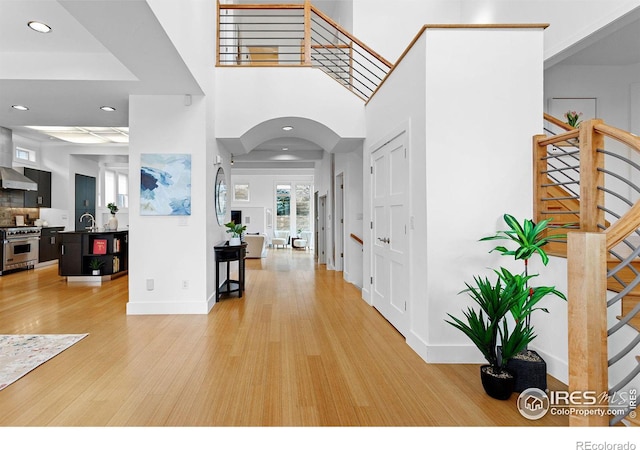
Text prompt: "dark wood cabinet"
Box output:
[[59, 230, 128, 278], [39, 226, 64, 263], [58, 232, 83, 276], [24, 168, 52, 207]]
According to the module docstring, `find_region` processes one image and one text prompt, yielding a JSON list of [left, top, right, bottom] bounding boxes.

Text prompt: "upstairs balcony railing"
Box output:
[[534, 116, 640, 426], [216, 1, 393, 101]]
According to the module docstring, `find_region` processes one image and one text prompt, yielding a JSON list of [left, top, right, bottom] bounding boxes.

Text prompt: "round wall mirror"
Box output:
[[215, 167, 227, 225]]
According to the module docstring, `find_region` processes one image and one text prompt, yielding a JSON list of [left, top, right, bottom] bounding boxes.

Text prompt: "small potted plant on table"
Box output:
[[225, 221, 246, 246]]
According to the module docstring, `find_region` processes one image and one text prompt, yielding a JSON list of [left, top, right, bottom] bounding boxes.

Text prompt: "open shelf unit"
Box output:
[[59, 230, 128, 279]]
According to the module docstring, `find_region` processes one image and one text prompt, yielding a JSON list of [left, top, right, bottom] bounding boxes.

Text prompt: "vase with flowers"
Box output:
[[564, 110, 583, 128], [106, 202, 119, 231]]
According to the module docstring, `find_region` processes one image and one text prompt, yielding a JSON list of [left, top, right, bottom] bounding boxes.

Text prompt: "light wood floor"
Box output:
[[0, 249, 568, 426]]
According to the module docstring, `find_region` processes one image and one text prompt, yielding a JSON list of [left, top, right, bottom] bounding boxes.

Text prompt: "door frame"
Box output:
[[335, 172, 344, 272], [317, 194, 327, 264], [368, 125, 411, 336]]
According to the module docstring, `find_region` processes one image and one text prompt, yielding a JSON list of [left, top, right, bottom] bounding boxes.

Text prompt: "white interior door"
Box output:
[[371, 131, 409, 336]]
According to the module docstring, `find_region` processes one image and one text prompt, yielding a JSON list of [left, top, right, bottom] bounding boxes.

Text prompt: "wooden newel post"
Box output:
[[303, 0, 312, 66], [567, 231, 608, 426]]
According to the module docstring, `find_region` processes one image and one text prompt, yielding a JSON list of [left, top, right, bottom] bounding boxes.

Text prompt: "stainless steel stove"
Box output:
[[0, 226, 41, 274]]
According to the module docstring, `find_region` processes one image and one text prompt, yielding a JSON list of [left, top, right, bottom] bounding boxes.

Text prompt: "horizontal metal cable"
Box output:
[[310, 40, 379, 91], [599, 148, 640, 174], [598, 186, 635, 208], [607, 244, 640, 279], [544, 165, 580, 173], [310, 16, 389, 75], [608, 332, 640, 365], [608, 361, 640, 395], [541, 196, 579, 201], [598, 168, 640, 196], [542, 149, 579, 159], [541, 180, 579, 187], [608, 298, 640, 333]]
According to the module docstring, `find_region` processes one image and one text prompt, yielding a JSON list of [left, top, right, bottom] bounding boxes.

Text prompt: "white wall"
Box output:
[[215, 68, 366, 143], [352, 0, 461, 64], [460, 0, 640, 64], [335, 149, 364, 288], [351, 1, 640, 69], [423, 27, 546, 365], [365, 26, 554, 376], [127, 94, 210, 314], [314, 151, 334, 268]]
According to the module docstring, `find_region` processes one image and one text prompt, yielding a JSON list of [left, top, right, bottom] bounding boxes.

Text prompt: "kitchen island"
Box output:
[[58, 229, 128, 282]]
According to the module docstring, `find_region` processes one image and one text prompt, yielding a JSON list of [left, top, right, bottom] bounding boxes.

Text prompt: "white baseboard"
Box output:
[[126, 299, 213, 315], [406, 331, 485, 364]]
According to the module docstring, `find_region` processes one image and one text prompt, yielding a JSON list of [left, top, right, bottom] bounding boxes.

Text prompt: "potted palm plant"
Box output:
[[89, 257, 104, 275], [446, 273, 534, 400], [225, 221, 246, 246], [479, 214, 567, 392]]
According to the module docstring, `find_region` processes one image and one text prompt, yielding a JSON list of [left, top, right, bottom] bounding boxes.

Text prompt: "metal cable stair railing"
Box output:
[[534, 115, 640, 426], [216, 1, 392, 101]]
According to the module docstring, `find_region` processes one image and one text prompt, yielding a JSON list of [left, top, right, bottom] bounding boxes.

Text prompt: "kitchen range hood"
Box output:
[[0, 127, 38, 191]]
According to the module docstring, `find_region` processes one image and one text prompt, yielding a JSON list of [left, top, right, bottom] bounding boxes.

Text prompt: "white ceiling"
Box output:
[[0, 0, 202, 137], [1, 1, 639, 167]]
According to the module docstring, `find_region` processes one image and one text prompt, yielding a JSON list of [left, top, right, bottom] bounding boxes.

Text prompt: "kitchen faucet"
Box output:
[[79, 212, 97, 231]]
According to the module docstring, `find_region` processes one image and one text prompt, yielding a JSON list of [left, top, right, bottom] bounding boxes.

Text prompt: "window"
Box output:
[[276, 184, 291, 231], [103, 169, 128, 209], [295, 184, 311, 233], [15, 147, 36, 163], [118, 173, 129, 208]]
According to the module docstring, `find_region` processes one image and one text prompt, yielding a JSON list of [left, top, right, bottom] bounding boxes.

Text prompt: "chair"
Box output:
[[244, 234, 267, 258], [272, 230, 289, 249]]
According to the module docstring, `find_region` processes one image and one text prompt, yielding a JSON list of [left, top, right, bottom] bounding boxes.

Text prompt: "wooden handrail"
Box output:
[[350, 233, 363, 245], [544, 112, 575, 132], [219, 3, 304, 10], [217, 1, 391, 100], [309, 5, 393, 69], [536, 129, 580, 146]]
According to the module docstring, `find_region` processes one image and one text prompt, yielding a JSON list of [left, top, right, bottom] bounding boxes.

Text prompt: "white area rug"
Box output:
[[0, 334, 88, 391]]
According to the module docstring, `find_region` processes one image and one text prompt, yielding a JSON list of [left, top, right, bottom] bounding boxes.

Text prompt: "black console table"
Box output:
[[214, 241, 247, 301]]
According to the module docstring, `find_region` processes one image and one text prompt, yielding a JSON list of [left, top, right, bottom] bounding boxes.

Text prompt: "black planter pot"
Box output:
[[506, 349, 547, 392], [480, 365, 515, 400]]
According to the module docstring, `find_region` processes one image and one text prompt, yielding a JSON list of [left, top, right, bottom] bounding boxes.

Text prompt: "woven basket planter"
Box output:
[[506, 349, 547, 392]]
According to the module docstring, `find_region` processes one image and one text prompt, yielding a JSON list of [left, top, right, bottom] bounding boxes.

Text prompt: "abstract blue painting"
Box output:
[[140, 153, 191, 216]]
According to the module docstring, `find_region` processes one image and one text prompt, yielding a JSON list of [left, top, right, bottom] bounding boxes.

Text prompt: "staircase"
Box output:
[[216, 0, 392, 101], [535, 116, 640, 426]]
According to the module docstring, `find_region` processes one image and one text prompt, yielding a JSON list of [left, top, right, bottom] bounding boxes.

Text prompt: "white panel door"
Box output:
[[371, 131, 408, 336]]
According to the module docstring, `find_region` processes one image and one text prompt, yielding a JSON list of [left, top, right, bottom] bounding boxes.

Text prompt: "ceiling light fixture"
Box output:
[[282, 147, 289, 151], [100, 106, 116, 112], [11, 105, 29, 111], [282, 126, 293, 131], [27, 21, 52, 33], [230, 154, 234, 166]]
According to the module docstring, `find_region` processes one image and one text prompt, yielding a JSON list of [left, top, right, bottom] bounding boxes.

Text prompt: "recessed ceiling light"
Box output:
[[282, 126, 293, 131], [12, 105, 29, 111], [27, 21, 52, 33], [100, 106, 116, 112], [282, 147, 289, 151]]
